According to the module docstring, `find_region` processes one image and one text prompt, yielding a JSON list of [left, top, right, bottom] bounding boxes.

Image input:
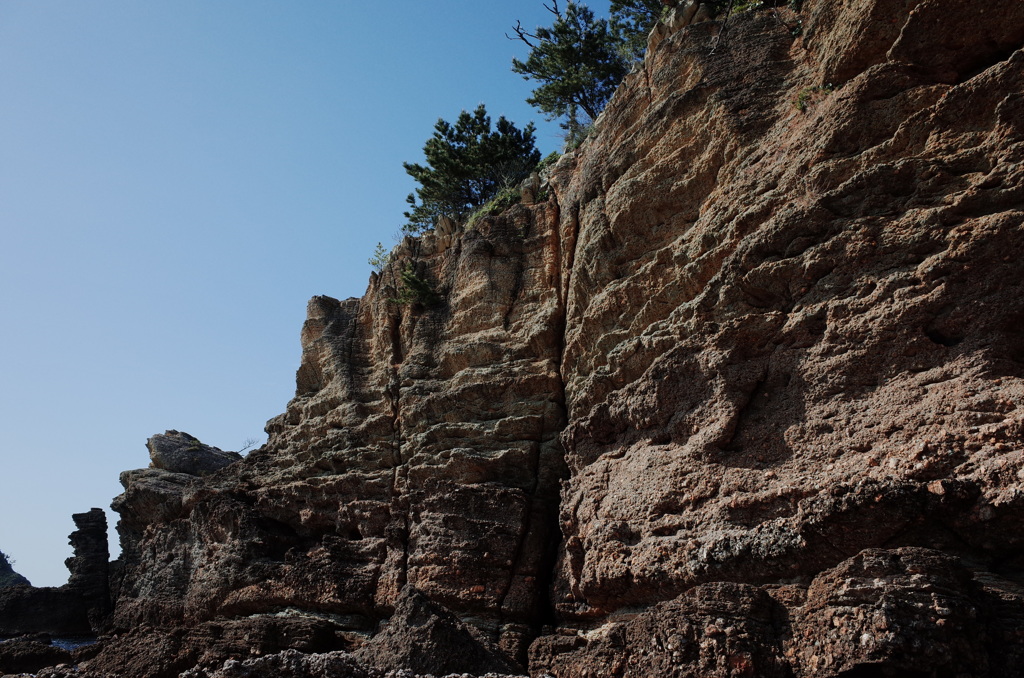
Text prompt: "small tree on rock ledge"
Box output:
[[403, 104, 540, 235], [510, 1, 629, 144]]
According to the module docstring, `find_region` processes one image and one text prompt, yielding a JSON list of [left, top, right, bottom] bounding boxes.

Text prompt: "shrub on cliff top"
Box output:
[[403, 104, 540, 235], [466, 185, 522, 229]]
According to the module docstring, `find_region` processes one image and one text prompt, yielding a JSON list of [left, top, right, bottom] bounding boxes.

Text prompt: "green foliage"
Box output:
[[510, 2, 629, 142], [467, 186, 522, 228], [609, 0, 664, 61], [535, 150, 562, 174], [403, 104, 540, 235], [391, 264, 442, 308], [730, 0, 762, 12], [795, 83, 834, 112], [718, 0, 797, 16], [369, 242, 390, 274]]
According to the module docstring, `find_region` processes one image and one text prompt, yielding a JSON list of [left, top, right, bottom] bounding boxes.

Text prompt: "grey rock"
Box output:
[[147, 430, 241, 476]]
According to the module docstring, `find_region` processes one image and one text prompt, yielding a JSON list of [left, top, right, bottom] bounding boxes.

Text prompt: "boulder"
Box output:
[[0, 638, 73, 675], [147, 431, 241, 476], [354, 586, 522, 676]]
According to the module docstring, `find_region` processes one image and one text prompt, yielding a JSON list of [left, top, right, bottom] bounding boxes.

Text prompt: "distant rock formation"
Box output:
[[0, 509, 111, 636], [19, 0, 1024, 675], [0, 550, 29, 588]]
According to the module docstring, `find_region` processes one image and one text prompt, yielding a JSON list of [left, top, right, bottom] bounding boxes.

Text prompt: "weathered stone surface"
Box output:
[[548, 0, 1024, 630], [788, 548, 986, 677], [61, 615, 356, 678], [147, 431, 241, 476], [354, 586, 522, 675], [179, 648, 526, 678], [107, 200, 567, 669], [0, 585, 91, 637], [181, 649, 371, 678], [21, 0, 1024, 674], [529, 547, 1024, 677], [65, 509, 111, 630], [530, 581, 791, 678]]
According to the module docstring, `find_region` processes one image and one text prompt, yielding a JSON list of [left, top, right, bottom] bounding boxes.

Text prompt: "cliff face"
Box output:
[[109, 203, 566, 666], [67, 0, 1024, 676]]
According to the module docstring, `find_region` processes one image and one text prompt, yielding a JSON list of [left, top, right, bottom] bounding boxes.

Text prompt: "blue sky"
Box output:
[[0, 1, 584, 586]]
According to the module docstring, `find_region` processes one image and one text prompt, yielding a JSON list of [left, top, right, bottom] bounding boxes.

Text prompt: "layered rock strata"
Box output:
[[104, 202, 567, 670], [21, 0, 1024, 675]]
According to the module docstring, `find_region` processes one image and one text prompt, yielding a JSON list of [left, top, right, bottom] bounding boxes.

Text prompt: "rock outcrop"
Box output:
[[0, 552, 29, 589], [20, 0, 1024, 675], [0, 638, 74, 676], [0, 509, 111, 637], [147, 431, 243, 476], [106, 203, 567, 670], [353, 586, 522, 675]]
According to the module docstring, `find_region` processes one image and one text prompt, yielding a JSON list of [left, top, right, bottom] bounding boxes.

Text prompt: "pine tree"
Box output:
[[510, 1, 629, 143], [403, 104, 540, 234], [609, 0, 665, 61]]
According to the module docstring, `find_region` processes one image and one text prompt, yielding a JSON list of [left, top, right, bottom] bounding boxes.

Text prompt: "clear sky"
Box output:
[[0, 1, 584, 587]]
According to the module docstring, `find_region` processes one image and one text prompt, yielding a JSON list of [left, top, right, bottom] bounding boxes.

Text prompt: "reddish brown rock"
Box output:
[[107, 203, 567, 665], [530, 582, 791, 678], [353, 586, 522, 675], [25, 0, 1024, 675], [65, 614, 357, 678], [788, 548, 985, 676], [547, 0, 1024, 630]]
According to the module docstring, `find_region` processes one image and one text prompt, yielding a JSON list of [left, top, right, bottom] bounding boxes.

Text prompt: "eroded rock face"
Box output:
[[108, 203, 567, 669], [63, 0, 1024, 675], [530, 581, 792, 678], [530, 0, 1024, 671], [353, 586, 522, 675]]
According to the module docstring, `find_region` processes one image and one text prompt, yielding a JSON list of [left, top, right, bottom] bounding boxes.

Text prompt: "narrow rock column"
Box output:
[[65, 507, 111, 631]]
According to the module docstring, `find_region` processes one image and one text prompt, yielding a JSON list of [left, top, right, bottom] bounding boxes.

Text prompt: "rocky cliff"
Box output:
[[14, 0, 1024, 675], [0, 553, 28, 590]]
